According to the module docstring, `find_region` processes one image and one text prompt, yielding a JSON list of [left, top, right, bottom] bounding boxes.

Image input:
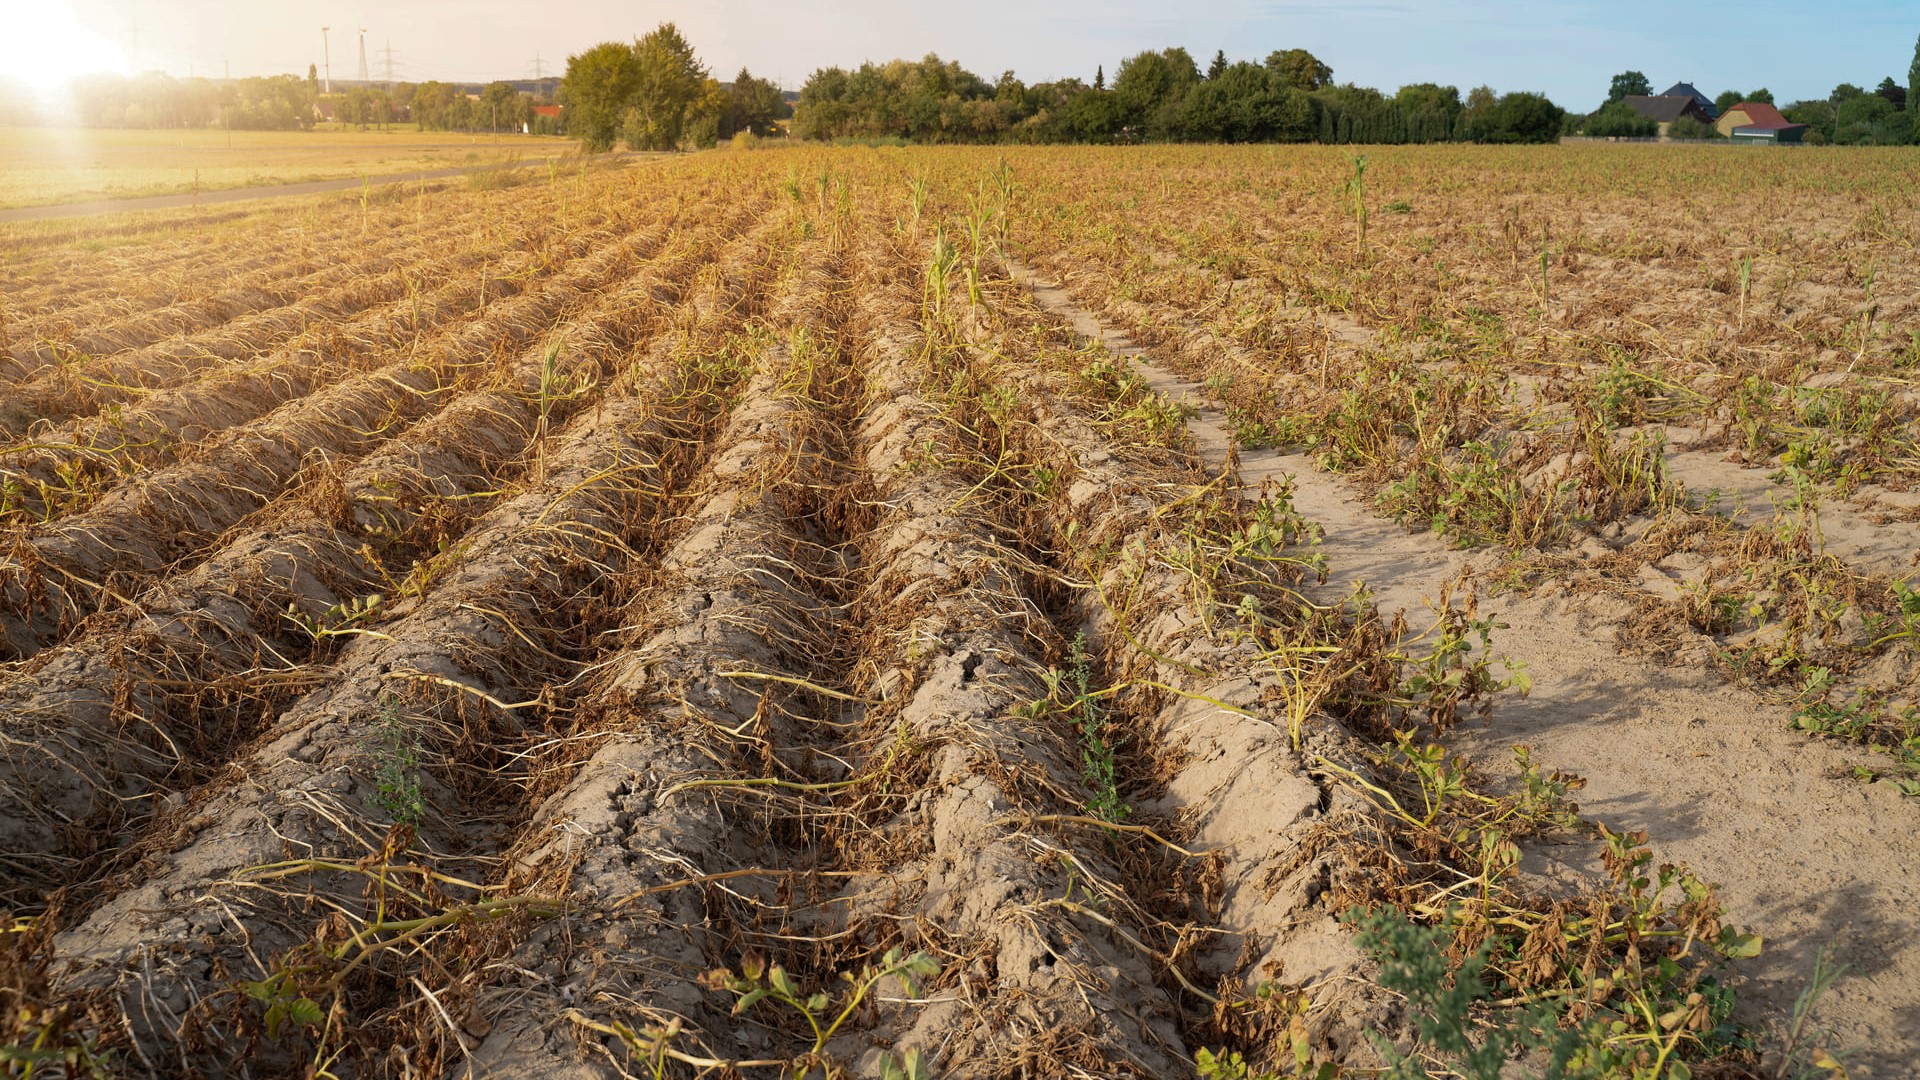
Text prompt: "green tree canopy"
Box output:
[[1583, 100, 1657, 138], [1112, 47, 1200, 133], [1910, 32, 1920, 139], [1607, 70, 1651, 104], [1835, 90, 1902, 143], [1179, 61, 1311, 142], [1874, 76, 1906, 111], [1910, 33, 1920, 116], [1474, 91, 1564, 143], [723, 68, 788, 137], [481, 81, 522, 131], [1394, 83, 1462, 115], [1266, 48, 1332, 91], [561, 41, 641, 152], [626, 22, 709, 150]]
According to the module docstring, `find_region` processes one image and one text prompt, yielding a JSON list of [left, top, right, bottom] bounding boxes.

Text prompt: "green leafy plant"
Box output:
[[372, 697, 425, 827], [1028, 631, 1129, 823], [243, 970, 327, 1043], [283, 593, 387, 644], [701, 946, 939, 1079], [1343, 155, 1370, 248], [1352, 906, 1591, 1079]]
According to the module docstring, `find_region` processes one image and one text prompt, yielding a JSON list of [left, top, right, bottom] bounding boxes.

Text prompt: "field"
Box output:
[[0, 143, 1916, 1078], [0, 127, 572, 210]]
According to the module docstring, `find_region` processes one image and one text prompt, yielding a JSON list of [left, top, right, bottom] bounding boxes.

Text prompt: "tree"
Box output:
[[1911, 32, 1920, 139], [1094, 65, 1104, 91], [1910, 32, 1919, 115], [1748, 87, 1773, 104], [1112, 48, 1200, 135], [1473, 91, 1564, 143], [562, 42, 641, 151], [624, 22, 709, 150], [1874, 76, 1907, 111], [1665, 115, 1721, 140], [1835, 91, 1902, 144], [1266, 48, 1332, 91], [723, 68, 787, 137], [1207, 50, 1227, 80], [1714, 89, 1742, 115], [308, 64, 318, 97], [1181, 61, 1294, 140], [1607, 70, 1650, 105], [1457, 84, 1497, 139], [1583, 100, 1656, 138], [481, 80, 519, 132], [1782, 99, 1837, 142], [1830, 82, 1865, 104], [1067, 84, 1123, 141], [1394, 83, 1461, 114]]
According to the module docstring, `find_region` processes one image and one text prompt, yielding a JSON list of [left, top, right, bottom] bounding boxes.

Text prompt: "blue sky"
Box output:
[[60, 0, 1920, 108]]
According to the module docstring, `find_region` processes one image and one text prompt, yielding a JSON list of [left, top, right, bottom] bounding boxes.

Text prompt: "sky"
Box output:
[[23, 0, 1920, 109]]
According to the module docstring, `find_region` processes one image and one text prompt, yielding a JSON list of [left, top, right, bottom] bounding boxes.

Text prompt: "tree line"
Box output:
[[1571, 40, 1920, 145], [788, 47, 1565, 145], [0, 69, 565, 134], [559, 24, 789, 152], [557, 30, 1563, 149], [2, 72, 319, 130]]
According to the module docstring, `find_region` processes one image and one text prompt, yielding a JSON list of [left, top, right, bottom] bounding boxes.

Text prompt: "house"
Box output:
[[532, 105, 561, 120], [1716, 101, 1807, 143], [1622, 94, 1715, 136], [313, 99, 339, 123], [1658, 82, 1717, 118]]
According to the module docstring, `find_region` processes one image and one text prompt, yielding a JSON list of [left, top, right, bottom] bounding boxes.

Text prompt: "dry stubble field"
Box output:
[[0, 143, 1915, 1078], [0, 128, 571, 211]]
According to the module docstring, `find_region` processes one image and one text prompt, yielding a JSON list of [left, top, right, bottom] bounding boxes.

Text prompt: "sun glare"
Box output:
[[4, 1, 133, 99]]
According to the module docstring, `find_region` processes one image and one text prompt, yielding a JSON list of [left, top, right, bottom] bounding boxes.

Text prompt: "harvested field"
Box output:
[[1, 144, 1915, 1079]]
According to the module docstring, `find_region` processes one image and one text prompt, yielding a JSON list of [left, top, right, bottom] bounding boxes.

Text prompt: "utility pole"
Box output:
[[356, 28, 369, 86], [380, 40, 397, 91], [321, 26, 332, 93]]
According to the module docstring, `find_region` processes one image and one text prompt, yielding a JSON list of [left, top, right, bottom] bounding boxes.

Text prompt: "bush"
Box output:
[[1583, 101, 1657, 138], [1476, 92, 1565, 144], [728, 130, 762, 151], [1666, 115, 1723, 140]]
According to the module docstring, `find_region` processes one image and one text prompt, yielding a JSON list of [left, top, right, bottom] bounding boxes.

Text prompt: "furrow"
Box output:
[[0, 199, 785, 899], [0, 200, 726, 657], [48, 385, 709, 1073]]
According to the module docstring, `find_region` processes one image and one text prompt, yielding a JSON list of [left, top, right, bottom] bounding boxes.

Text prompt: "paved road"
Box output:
[[0, 153, 647, 224]]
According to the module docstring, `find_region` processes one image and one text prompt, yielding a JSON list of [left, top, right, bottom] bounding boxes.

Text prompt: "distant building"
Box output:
[[532, 105, 561, 119], [1716, 102, 1808, 143], [313, 99, 339, 123], [1658, 82, 1717, 118], [1622, 94, 1715, 137]]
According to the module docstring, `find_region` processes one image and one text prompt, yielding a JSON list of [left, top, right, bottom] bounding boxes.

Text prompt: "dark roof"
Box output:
[[1725, 102, 1799, 129], [1660, 82, 1716, 115], [1623, 95, 1710, 123]]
